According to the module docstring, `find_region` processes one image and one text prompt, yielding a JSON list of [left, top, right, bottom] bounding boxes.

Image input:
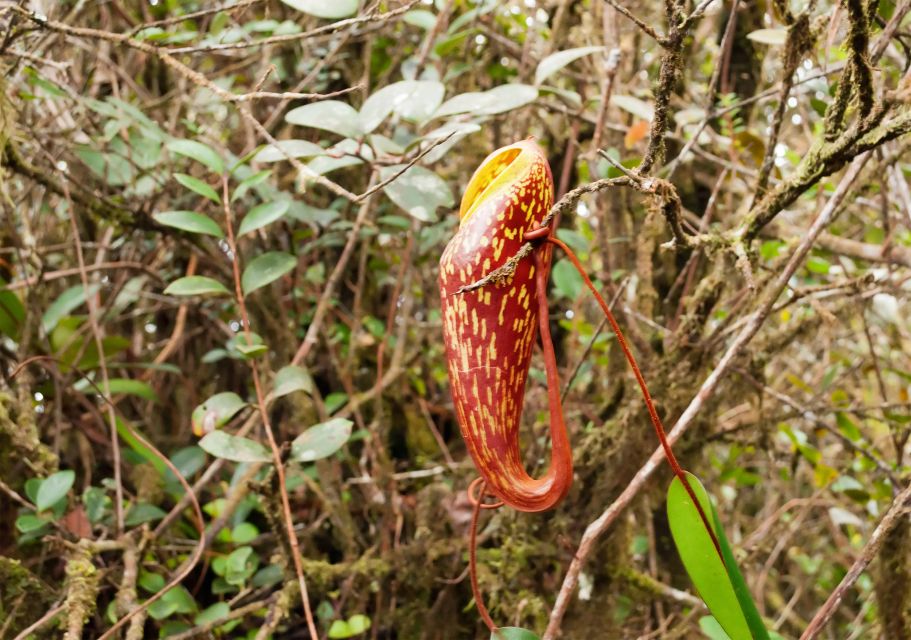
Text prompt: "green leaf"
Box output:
[[699, 616, 733, 640], [191, 392, 247, 436], [0, 280, 25, 339], [174, 173, 221, 203], [139, 572, 166, 594], [153, 211, 223, 238], [746, 28, 788, 45], [74, 377, 158, 401], [610, 95, 654, 120], [712, 505, 770, 640], [306, 138, 369, 175], [231, 522, 259, 544], [279, 0, 358, 19], [290, 418, 353, 462], [403, 9, 437, 29], [199, 431, 273, 463], [148, 585, 197, 620], [115, 417, 168, 477], [83, 486, 110, 523], [36, 470, 75, 512], [346, 614, 371, 635], [166, 139, 224, 173], [105, 378, 158, 401], [42, 284, 100, 333], [836, 412, 862, 441], [194, 602, 230, 626], [252, 564, 284, 588], [125, 502, 167, 526], [273, 365, 315, 398], [360, 80, 445, 132], [286, 100, 364, 138], [238, 201, 291, 236], [420, 122, 482, 163], [328, 621, 352, 639], [231, 169, 272, 202], [252, 140, 325, 163], [242, 251, 296, 295], [551, 259, 583, 300], [235, 342, 268, 358], [535, 46, 604, 85], [324, 392, 348, 414], [225, 546, 258, 585], [806, 256, 830, 274], [164, 276, 231, 297], [328, 614, 372, 638], [435, 84, 538, 117], [493, 629, 540, 640], [16, 513, 50, 533], [667, 473, 768, 640], [379, 165, 453, 222]]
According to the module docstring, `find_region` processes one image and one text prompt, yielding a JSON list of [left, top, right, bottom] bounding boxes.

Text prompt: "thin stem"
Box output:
[[468, 480, 499, 633], [545, 235, 722, 558], [221, 176, 319, 638]]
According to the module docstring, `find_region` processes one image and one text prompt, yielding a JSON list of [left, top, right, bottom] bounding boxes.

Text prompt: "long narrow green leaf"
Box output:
[[712, 505, 770, 640], [667, 473, 760, 640], [115, 417, 168, 476]]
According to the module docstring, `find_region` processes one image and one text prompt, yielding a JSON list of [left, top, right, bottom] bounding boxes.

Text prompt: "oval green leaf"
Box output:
[[746, 28, 788, 46], [241, 251, 297, 296], [164, 276, 230, 297], [667, 473, 762, 640], [610, 95, 654, 121], [252, 140, 325, 163], [42, 284, 100, 333], [191, 392, 247, 436], [199, 431, 272, 463], [194, 602, 230, 627], [286, 100, 363, 138], [237, 201, 291, 236], [153, 210, 223, 238], [273, 365, 314, 398], [74, 377, 158, 401], [36, 470, 75, 512], [0, 279, 25, 339], [360, 80, 445, 132], [125, 502, 167, 526], [306, 138, 370, 176], [16, 513, 50, 533], [493, 629, 540, 640], [403, 9, 436, 29], [435, 84, 538, 117], [166, 139, 224, 173], [280, 0, 358, 19], [379, 165, 453, 222], [232, 169, 272, 202], [535, 46, 604, 85], [290, 418, 353, 462], [174, 173, 221, 203]]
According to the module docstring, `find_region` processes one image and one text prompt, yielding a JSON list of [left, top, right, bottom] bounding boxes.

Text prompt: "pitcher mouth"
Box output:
[[458, 145, 523, 224]]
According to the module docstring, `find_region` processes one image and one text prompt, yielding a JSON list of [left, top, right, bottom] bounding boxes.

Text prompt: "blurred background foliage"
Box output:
[[2, 0, 911, 638]]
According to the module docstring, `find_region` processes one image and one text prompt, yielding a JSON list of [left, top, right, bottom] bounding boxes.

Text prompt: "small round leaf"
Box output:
[[36, 470, 75, 512]]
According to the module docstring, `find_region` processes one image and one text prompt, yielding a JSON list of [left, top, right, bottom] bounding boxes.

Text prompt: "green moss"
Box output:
[[0, 391, 58, 481], [0, 557, 57, 636], [63, 545, 100, 640]]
